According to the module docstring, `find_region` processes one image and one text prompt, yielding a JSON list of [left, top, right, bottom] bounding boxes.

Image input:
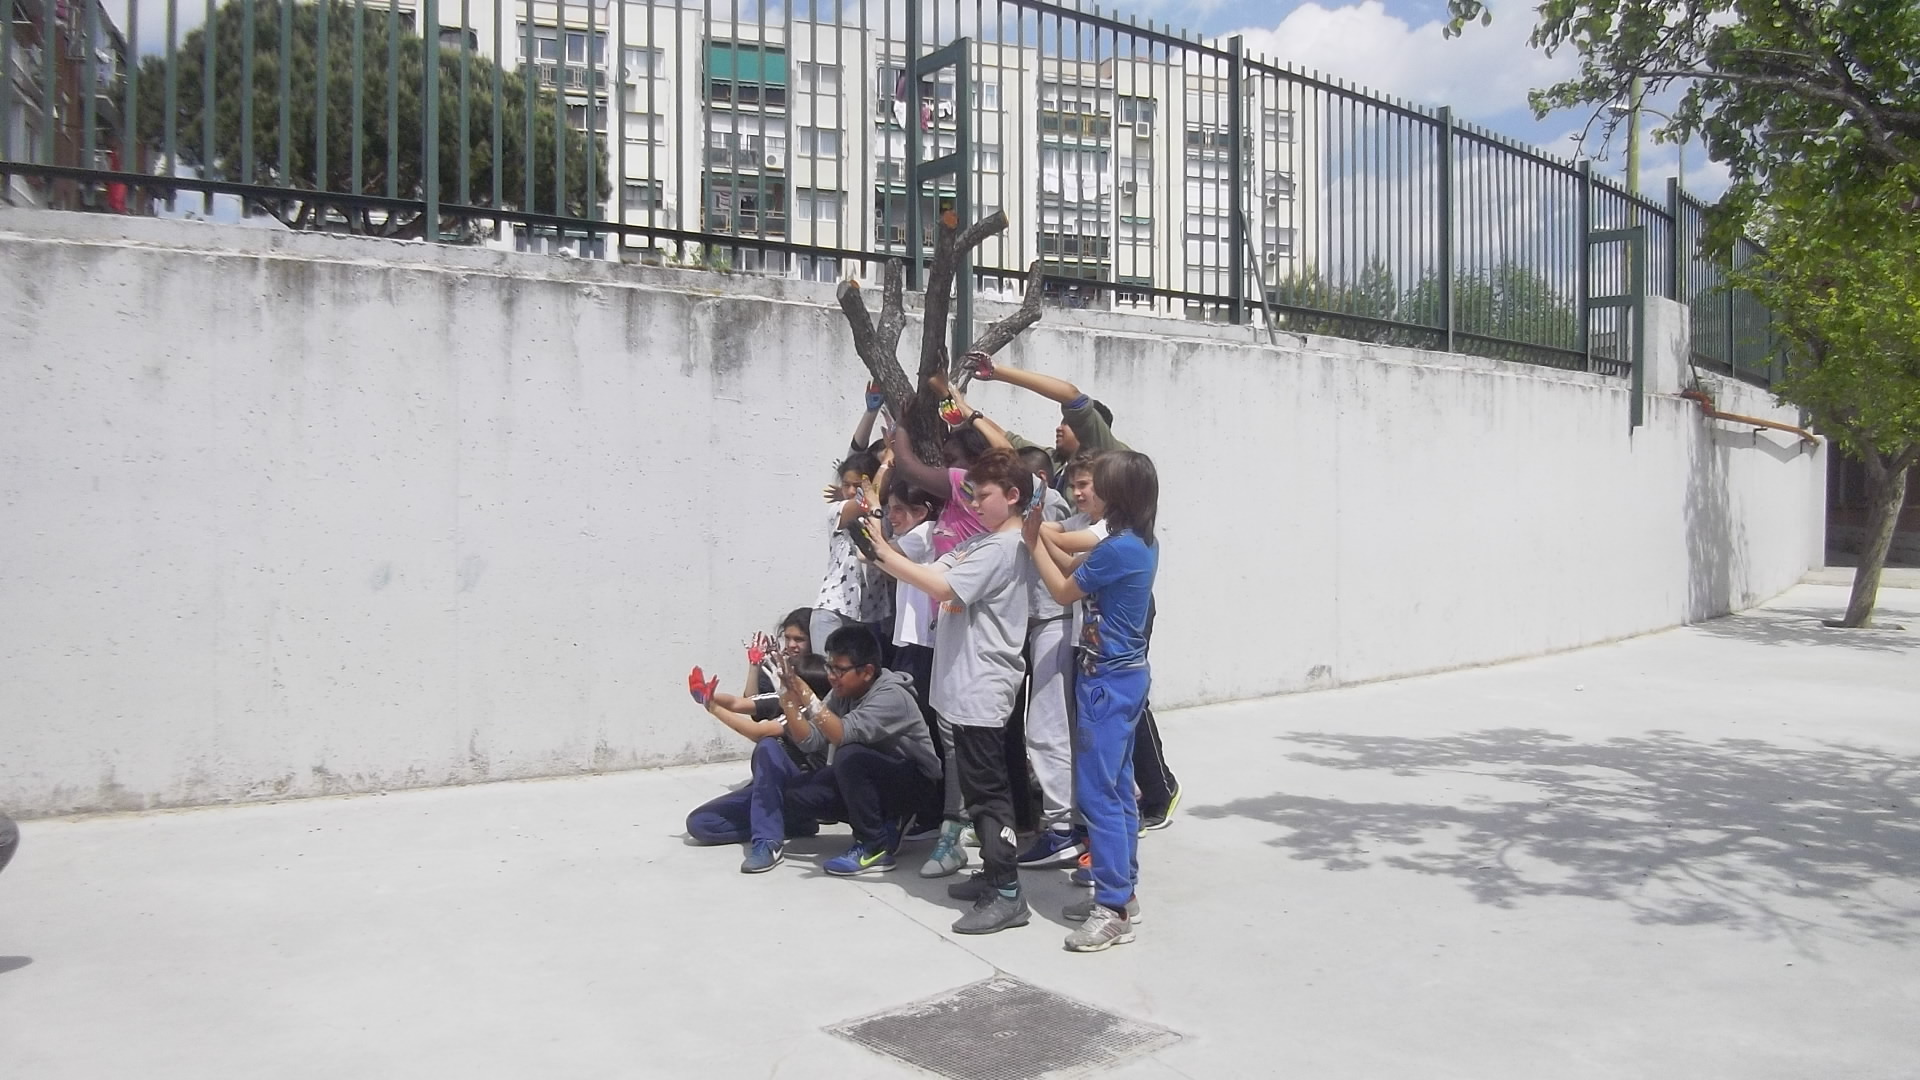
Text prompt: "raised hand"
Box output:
[[688, 666, 721, 704], [865, 381, 886, 412], [965, 351, 997, 382]]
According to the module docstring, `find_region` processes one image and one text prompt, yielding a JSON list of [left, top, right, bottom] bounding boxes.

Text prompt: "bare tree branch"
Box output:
[[956, 260, 1047, 391]]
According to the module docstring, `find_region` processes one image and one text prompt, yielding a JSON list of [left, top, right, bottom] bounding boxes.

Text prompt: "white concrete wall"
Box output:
[[0, 211, 1825, 816]]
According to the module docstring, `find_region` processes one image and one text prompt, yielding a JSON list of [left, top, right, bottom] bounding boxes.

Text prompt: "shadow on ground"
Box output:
[[1192, 728, 1920, 951], [1690, 606, 1918, 653]]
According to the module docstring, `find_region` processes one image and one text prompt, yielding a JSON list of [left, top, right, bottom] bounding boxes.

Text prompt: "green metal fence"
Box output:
[[0, 0, 1774, 387]]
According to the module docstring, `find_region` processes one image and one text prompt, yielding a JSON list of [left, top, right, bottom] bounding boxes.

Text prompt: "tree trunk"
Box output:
[[1841, 446, 1915, 627]]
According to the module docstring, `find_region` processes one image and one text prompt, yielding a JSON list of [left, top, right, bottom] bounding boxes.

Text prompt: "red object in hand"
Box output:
[[688, 666, 719, 704], [968, 352, 996, 380], [747, 644, 767, 665], [939, 398, 966, 426]]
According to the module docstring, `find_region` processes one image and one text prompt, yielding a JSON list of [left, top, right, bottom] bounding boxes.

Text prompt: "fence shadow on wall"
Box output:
[[1189, 727, 1920, 952]]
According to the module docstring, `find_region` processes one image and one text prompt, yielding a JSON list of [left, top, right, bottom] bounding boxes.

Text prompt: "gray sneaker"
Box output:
[[1063, 895, 1142, 923], [919, 818, 970, 879], [1064, 903, 1135, 952], [946, 872, 994, 902], [952, 889, 1031, 935]]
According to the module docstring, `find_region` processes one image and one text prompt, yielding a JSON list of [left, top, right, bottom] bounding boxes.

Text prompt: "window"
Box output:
[[521, 24, 560, 62], [798, 62, 841, 95], [798, 255, 843, 282], [566, 32, 586, 63], [566, 102, 608, 131], [624, 113, 662, 143], [623, 47, 662, 78], [1263, 108, 1295, 142], [973, 82, 1000, 109], [1185, 211, 1229, 240], [1185, 124, 1233, 154], [798, 127, 842, 157], [439, 27, 478, 51], [796, 190, 844, 223], [1263, 226, 1297, 255], [1264, 171, 1296, 199], [623, 180, 663, 212], [1117, 96, 1156, 125], [709, 42, 789, 108], [1117, 275, 1153, 306], [974, 144, 1001, 171]]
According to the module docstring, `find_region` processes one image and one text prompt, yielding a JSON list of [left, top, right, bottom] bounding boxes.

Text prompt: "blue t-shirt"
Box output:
[[1072, 529, 1157, 675]]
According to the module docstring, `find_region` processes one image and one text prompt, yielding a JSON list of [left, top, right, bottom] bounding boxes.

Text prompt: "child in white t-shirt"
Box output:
[[883, 481, 941, 724]]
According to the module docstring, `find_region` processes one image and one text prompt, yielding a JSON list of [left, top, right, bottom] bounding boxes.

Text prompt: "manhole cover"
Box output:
[[827, 975, 1180, 1080]]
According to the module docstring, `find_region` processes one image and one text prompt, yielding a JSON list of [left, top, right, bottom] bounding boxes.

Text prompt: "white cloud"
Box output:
[[1227, 0, 1575, 123]]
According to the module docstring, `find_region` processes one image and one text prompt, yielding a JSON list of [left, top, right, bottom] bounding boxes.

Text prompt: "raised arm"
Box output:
[[887, 424, 952, 500], [1024, 515, 1087, 606], [865, 521, 959, 604], [968, 352, 1081, 405]]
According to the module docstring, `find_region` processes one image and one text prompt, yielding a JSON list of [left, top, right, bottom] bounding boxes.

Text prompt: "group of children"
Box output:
[[683, 353, 1172, 953]]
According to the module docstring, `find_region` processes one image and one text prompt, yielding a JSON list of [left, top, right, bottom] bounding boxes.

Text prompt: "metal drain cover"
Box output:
[[827, 975, 1180, 1079]]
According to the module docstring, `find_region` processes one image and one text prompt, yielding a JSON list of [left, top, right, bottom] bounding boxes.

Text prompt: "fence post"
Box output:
[[1577, 158, 1593, 371], [1226, 35, 1245, 325], [424, 0, 441, 241], [1436, 106, 1454, 352], [1666, 177, 1684, 306], [904, 0, 921, 291]]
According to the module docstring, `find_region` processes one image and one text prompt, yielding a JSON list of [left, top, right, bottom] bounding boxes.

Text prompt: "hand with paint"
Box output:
[[688, 666, 721, 705], [864, 382, 886, 412], [965, 350, 997, 382]]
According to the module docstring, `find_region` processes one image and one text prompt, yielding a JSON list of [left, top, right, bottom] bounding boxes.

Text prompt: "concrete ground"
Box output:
[[2, 583, 1917, 1080]]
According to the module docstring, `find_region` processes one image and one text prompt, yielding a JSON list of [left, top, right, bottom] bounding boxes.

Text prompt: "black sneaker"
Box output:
[[1138, 785, 1182, 835], [952, 888, 1031, 935]]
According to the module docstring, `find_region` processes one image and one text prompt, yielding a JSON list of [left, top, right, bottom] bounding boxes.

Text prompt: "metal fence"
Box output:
[[0, 0, 1774, 386]]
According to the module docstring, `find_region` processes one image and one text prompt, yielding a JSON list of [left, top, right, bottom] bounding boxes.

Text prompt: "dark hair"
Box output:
[[945, 425, 991, 465], [885, 480, 941, 519], [1091, 399, 1115, 425], [866, 437, 888, 458], [780, 608, 812, 642], [837, 450, 881, 480], [1094, 450, 1158, 546], [1015, 446, 1054, 480], [1064, 449, 1108, 479], [966, 447, 1035, 508], [793, 653, 833, 699], [824, 625, 881, 672]]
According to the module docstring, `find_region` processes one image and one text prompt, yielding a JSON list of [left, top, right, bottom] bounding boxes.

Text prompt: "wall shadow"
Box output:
[[1191, 728, 1920, 951], [1684, 426, 1740, 621], [0, 956, 32, 975]]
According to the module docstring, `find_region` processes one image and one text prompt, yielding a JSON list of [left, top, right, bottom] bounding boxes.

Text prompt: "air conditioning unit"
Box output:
[[763, 152, 784, 170], [1263, 251, 1280, 264], [1118, 180, 1137, 197], [1263, 193, 1280, 208], [1132, 121, 1151, 139]]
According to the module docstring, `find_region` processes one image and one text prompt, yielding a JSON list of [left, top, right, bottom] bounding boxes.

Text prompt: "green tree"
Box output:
[[1448, 0, 1920, 624], [1732, 165, 1920, 626], [138, 0, 608, 237]]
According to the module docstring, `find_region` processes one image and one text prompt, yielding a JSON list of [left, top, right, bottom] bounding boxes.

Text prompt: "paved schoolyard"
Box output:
[[2, 583, 1916, 1079]]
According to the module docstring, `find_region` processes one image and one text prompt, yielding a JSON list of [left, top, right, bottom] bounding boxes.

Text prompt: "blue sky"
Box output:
[[1164, 0, 1723, 197]]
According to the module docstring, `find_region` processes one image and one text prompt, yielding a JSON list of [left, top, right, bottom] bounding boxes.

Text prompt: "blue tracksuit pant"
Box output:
[[1074, 663, 1150, 911]]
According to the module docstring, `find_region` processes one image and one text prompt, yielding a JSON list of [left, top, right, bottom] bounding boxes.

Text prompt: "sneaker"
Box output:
[[962, 824, 981, 847], [919, 819, 970, 878], [902, 816, 943, 844], [946, 872, 993, 902], [1016, 829, 1087, 868], [824, 827, 900, 877], [1139, 785, 1183, 835], [1069, 851, 1094, 887], [952, 888, 1031, 935], [1063, 895, 1142, 923], [740, 840, 784, 874], [1063, 903, 1135, 952]]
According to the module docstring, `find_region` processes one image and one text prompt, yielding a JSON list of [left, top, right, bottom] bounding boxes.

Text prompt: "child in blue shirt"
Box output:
[[1025, 450, 1159, 953]]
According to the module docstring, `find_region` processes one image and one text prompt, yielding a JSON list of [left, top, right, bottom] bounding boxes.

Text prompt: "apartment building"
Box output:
[[2, 0, 138, 210], [375, 0, 1307, 310]]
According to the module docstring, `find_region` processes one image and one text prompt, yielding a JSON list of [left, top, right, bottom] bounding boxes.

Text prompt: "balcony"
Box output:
[[523, 61, 609, 91], [1039, 110, 1113, 141], [705, 210, 787, 235]]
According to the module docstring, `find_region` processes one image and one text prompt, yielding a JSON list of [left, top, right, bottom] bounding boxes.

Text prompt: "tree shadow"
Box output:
[[1690, 603, 1919, 653], [1192, 728, 1920, 953], [0, 956, 31, 975]]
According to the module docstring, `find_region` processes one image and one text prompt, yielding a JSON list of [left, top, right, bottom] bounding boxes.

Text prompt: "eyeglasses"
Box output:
[[826, 662, 863, 676]]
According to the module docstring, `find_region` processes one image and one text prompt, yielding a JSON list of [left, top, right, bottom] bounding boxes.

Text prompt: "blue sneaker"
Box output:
[[1016, 828, 1087, 868], [740, 840, 784, 874], [825, 827, 900, 876]]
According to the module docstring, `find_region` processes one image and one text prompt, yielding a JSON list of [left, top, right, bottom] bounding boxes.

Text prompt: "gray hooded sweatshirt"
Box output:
[[797, 669, 941, 780]]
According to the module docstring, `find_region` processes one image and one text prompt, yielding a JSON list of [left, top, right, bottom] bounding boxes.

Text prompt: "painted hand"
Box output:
[[865, 382, 886, 412], [688, 667, 721, 705], [966, 351, 996, 381]]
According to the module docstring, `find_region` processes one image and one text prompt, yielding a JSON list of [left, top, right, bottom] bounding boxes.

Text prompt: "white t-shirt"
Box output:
[[892, 520, 937, 648], [1060, 513, 1110, 646], [815, 501, 892, 624]]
